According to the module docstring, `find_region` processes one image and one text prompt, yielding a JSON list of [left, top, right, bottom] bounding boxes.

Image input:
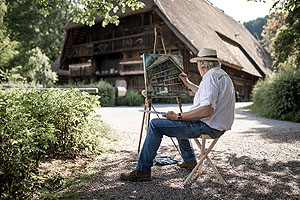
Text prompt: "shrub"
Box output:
[[251, 66, 300, 122], [152, 95, 193, 104], [58, 81, 115, 107], [125, 90, 144, 106], [0, 89, 106, 198], [92, 81, 115, 107], [116, 90, 144, 106], [117, 91, 193, 106]]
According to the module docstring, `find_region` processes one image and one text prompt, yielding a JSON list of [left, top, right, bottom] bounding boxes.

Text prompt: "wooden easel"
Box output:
[[137, 27, 184, 156]]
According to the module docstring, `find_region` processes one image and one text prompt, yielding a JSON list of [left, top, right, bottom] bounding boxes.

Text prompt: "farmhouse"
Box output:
[[55, 0, 273, 101]]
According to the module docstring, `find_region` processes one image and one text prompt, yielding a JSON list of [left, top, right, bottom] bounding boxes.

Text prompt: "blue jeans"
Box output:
[[136, 118, 224, 173]]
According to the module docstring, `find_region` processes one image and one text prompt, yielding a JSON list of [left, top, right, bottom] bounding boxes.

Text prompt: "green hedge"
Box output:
[[58, 81, 115, 107], [152, 96, 193, 104], [251, 67, 300, 122], [116, 90, 143, 106], [117, 91, 193, 106], [0, 89, 106, 198]]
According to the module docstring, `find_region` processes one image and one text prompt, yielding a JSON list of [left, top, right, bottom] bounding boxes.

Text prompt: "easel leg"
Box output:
[[138, 97, 152, 154], [176, 97, 183, 113], [146, 100, 152, 131], [138, 103, 147, 154]]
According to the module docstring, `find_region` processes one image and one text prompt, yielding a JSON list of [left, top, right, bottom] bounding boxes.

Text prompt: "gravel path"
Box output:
[[79, 103, 300, 199]]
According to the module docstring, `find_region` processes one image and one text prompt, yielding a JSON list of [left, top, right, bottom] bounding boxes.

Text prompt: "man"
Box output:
[[120, 48, 235, 182]]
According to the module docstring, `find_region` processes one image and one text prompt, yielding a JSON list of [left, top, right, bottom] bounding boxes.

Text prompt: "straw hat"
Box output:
[[190, 48, 221, 63]]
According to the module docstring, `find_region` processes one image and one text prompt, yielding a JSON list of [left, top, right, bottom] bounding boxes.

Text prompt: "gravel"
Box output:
[[77, 102, 300, 199]]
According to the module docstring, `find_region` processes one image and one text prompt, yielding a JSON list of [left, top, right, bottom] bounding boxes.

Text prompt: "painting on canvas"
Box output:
[[142, 54, 186, 98]]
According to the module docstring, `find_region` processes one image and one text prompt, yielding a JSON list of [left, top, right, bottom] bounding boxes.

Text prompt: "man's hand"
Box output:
[[178, 72, 199, 93], [162, 111, 178, 121], [178, 72, 188, 85]]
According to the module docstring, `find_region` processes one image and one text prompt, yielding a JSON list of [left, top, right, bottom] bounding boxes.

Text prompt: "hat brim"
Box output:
[[190, 57, 222, 63]]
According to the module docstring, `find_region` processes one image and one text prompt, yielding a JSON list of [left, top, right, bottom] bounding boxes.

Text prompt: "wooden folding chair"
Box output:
[[183, 134, 227, 185]]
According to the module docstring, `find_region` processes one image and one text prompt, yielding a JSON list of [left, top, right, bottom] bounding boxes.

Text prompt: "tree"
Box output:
[[4, 0, 145, 63], [4, 0, 72, 61], [1, 0, 145, 87], [272, 6, 300, 68], [250, 0, 300, 122], [22, 47, 58, 86], [38, 0, 145, 27], [248, 0, 300, 13], [248, 0, 300, 68], [260, 12, 285, 57], [0, 0, 18, 71], [244, 15, 268, 40]]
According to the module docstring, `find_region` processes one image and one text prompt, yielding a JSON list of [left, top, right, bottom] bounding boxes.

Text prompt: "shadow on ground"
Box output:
[[64, 106, 300, 199], [235, 108, 300, 143], [66, 146, 300, 200]]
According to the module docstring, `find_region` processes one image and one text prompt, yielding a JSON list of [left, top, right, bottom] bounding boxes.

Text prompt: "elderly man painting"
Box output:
[[121, 48, 235, 182]]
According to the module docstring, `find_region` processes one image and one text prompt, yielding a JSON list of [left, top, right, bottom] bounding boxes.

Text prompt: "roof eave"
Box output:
[[154, 7, 198, 55]]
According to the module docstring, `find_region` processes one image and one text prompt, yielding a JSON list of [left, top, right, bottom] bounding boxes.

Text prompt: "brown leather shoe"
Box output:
[[177, 161, 197, 169], [120, 170, 151, 182]]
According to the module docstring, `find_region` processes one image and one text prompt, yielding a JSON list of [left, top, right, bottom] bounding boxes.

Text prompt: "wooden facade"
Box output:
[[57, 0, 272, 101]]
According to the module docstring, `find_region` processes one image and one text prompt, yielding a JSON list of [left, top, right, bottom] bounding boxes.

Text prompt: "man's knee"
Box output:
[[149, 118, 164, 137], [149, 118, 163, 129]]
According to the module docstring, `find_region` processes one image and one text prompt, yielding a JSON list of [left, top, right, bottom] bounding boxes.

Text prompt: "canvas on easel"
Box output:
[[142, 54, 187, 98]]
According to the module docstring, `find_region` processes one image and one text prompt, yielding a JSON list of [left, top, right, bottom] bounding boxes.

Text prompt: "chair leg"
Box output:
[[199, 137, 206, 175], [183, 151, 207, 185], [206, 156, 227, 185], [184, 139, 218, 185]]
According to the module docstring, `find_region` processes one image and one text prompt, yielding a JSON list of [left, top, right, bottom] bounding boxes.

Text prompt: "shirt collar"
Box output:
[[202, 67, 221, 80]]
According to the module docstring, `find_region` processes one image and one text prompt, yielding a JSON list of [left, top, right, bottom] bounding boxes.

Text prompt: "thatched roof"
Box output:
[[154, 0, 272, 77], [64, 0, 273, 77]]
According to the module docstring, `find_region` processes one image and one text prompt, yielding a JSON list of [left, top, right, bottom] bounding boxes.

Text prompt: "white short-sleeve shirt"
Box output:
[[190, 67, 235, 131]]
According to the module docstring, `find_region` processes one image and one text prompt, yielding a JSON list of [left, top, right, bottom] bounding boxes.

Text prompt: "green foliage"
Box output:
[[39, 0, 146, 27], [0, 66, 26, 85], [244, 16, 268, 40], [0, 89, 107, 198], [271, 0, 300, 13], [59, 81, 116, 107], [152, 96, 193, 104], [124, 90, 144, 106], [92, 81, 116, 107], [248, 0, 300, 13], [272, 6, 300, 68], [1, 47, 58, 87], [4, 0, 72, 61], [22, 47, 58, 86], [1, 0, 145, 90], [250, 1, 300, 68], [0, 0, 18, 71], [260, 12, 285, 57], [117, 91, 193, 106], [251, 63, 300, 122]]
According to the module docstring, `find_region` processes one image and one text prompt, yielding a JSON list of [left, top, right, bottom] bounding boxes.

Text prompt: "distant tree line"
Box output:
[[244, 16, 268, 40]]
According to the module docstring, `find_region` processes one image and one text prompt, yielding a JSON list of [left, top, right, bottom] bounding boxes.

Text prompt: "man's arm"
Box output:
[[162, 105, 213, 121], [178, 73, 199, 93]]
